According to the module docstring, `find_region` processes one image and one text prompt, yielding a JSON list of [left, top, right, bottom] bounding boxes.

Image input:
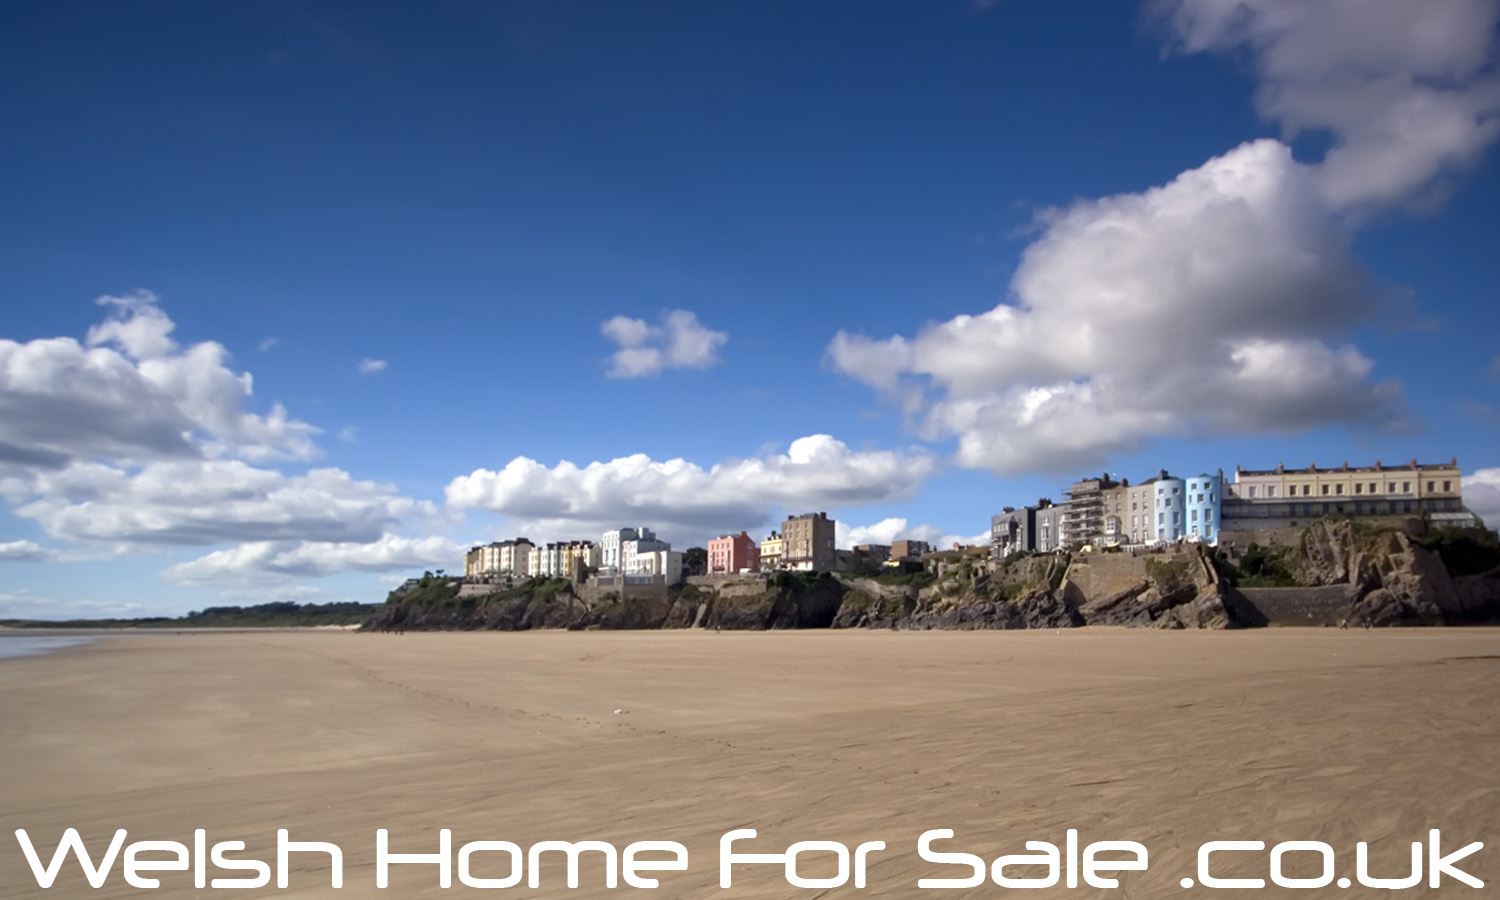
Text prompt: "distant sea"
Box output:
[[0, 635, 95, 660]]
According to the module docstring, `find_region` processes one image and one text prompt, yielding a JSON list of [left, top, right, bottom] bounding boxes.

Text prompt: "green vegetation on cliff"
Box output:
[[1416, 528, 1500, 577], [1233, 543, 1298, 587]]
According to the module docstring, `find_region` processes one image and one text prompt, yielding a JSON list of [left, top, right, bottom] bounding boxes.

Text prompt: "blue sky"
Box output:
[[2, 0, 1498, 618]]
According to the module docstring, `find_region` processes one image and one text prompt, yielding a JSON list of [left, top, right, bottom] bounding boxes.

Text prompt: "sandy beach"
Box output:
[[1, 628, 1497, 898]]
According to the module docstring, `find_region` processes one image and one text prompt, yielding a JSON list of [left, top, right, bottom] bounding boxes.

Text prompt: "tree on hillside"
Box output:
[[682, 546, 707, 576]]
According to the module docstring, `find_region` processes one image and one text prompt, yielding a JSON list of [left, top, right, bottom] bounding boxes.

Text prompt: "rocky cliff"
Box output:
[[1242, 519, 1500, 626], [366, 520, 1500, 632]]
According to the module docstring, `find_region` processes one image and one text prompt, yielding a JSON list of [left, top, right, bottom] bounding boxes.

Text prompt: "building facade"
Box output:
[[531, 540, 599, 579], [622, 537, 671, 575], [463, 538, 534, 577], [1222, 459, 1477, 530], [1062, 475, 1120, 550], [759, 532, 785, 571], [1125, 480, 1157, 546], [629, 549, 684, 585], [1154, 475, 1186, 542], [782, 512, 837, 571], [601, 527, 657, 572], [1100, 482, 1129, 547], [991, 506, 1034, 558], [852, 544, 892, 564], [1035, 501, 1063, 552], [1183, 472, 1223, 543], [707, 531, 761, 574], [890, 539, 932, 561]]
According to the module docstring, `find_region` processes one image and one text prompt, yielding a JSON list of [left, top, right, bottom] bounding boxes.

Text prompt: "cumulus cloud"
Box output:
[[6, 460, 437, 547], [1154, 0, 1500, 211], [0, 539, 59, 562], [0, 291, 320, 467], [837, 517, 990, 552], [258, 337, 279, 352], [1463, 469, 1500, 528], [0, 294, 456, 588], [831, 141, 1402, 473], [166, 534, 465, 584], [601, 309, 727, 378], [829, 0, 1500, 475], [446, 434, 936, 542], [357, 357, 387, 375]]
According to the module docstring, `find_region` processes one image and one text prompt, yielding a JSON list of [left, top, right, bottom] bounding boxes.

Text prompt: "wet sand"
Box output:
[[1, 628, 1497, 898]]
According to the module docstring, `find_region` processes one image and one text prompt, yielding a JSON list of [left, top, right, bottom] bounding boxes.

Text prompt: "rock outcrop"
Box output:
[[367, 521, 1500, 631]]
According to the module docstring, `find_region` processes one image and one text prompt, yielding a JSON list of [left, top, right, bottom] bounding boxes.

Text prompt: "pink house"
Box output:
[[707, 531, 761, 574]]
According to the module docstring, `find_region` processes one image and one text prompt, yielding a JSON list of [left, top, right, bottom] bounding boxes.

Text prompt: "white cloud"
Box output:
[[357, 357, 387, 375], [0, 291, 319, 468], [830, 1, 1499, 476], [8, 460, 438, 547], [1463, 469, 1500, 528], [0, 589, 147, 621], [830, 140, 1403, 474], [166, 534, 465, 584], [0, 294, 453, 591], [1154, 0, 1500, 211], [258, 337, 279, 353], [337, 426, 358, 442], [836, 517, 991, 552], [601, 309, 727, 378], [0, 540, 59, 562], [446, 434, 936, 542], [86, 291, 178, 360]]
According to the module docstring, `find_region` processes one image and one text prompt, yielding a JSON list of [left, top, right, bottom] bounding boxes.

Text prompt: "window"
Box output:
[[1427, 481, 1435, 492], [1172, 512, 1179, 523], [1266, 487, 1275, 498], [1304, 485, 1312, 496], [1206, 510, 1213, 522], [1158, 513, 1164, 525], [1443, 480, 1451, 492], [1191, 525, 1199, 536], [1355, 483, 1362, 494], [1369, 483, 1377, 494], [1388, 483, 1396, 493], [1322, 485, 1330, 495], [1191, 509, 1198, 522], [1336, 484, 1344, 495], [1249, 486, 1257, 498]]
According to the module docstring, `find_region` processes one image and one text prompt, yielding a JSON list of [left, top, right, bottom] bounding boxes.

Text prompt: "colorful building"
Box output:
[[759, 531, 785, 570], [707, 531, 761, 574]]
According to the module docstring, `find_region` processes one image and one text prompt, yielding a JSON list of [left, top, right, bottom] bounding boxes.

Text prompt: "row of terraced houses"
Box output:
[[991, 458, 1480, 556], [464, 512, 906, 581], [465, 458, 1481, 581]]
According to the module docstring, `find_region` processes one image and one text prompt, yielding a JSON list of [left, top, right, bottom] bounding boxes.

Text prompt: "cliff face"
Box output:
[[1283, 520, 1499, 625], [366, 578, 707, 631], [367, 522, 1500, 632]]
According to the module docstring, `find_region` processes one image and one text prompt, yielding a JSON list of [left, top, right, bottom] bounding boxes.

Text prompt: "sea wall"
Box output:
[[1229, 585, 1359, 626]]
